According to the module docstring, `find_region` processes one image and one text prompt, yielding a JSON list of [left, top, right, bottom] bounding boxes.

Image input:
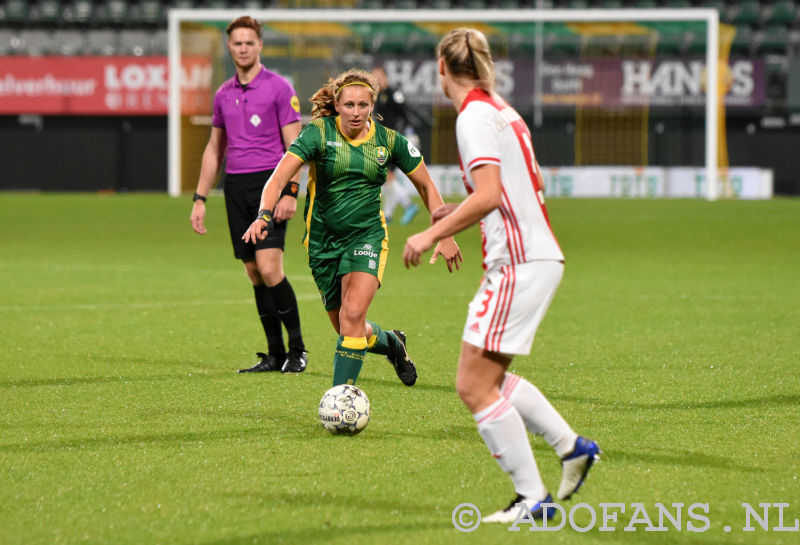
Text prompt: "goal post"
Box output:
[[167, 8, 720, 200]]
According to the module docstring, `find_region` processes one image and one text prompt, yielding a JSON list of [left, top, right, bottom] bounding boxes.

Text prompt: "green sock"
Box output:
[[366, 320, 398, 357], [332, 335, 368, 386]]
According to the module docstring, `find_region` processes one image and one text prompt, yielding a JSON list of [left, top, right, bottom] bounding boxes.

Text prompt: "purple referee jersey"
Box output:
[[212, 65, 301, 174]]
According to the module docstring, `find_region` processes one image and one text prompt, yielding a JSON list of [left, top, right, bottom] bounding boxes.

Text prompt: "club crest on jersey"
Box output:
[[375, 147, 388, 165]]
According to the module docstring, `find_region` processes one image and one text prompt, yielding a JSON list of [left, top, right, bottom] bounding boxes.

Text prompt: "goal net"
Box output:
[[168, 8, 722, 200]]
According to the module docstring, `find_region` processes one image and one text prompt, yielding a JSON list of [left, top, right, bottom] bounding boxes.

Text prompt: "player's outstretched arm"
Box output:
[[405, 162, 462, 271], [403, 163, 501, 268], [242, 153, 304, 244]]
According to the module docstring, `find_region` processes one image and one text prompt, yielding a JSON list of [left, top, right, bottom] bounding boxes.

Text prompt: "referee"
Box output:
[[190, 16, 307, 374]]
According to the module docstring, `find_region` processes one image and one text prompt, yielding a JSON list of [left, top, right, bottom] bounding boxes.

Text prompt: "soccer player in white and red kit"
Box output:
[[403, 28, 600, 523]]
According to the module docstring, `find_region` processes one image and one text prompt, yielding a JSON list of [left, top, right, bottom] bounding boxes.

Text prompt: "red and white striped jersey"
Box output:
[[456, 88, 564, 268]]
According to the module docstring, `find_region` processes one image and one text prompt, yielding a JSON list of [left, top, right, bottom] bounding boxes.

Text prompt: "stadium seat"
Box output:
[[497, 0, 538, 8], [18, 28, 54, 55], [730, 1, 762, 26], [52, 28, 85, 54], [730, 23, 755, 55], [151, 28, 167, 54], [685, 26, 707, 55], [654, 23, 688, 56], [119, 29, 152, 55], [247, 0, 281, 8], [133, 0, 166, 26], [29, 0, 62, 24], [758, 23, 790, 54], [550, 33, 583, 56], [429, 0, 453, 9], [703, 0, 730, 23], [765, 1, 797, 26], [596, 0, 623, 8], [97, 0, 131, 25], [1, 0, 30, 24], [0, 28, 20, 54], [169, 0, 198, 10], [85, 28, 118, 55], [61, 0, 94, 24]]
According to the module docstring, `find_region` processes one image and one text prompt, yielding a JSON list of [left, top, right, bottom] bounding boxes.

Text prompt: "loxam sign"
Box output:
[[0, 56, 212, 115]]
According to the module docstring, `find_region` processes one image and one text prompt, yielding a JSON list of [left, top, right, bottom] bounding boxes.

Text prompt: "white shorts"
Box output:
[[462, 260, 564, 355]]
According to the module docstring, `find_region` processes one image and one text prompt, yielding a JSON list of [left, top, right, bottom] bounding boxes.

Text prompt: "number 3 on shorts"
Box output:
[[475, 289, 494, 318]]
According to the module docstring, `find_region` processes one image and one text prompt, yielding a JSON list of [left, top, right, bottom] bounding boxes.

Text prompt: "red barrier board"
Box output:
[[0, 56, 212, 115]]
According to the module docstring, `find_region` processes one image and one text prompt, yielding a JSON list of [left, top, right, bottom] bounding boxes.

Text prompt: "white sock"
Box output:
[[474, 397, 547, 501], [501, 373, 578, 458]]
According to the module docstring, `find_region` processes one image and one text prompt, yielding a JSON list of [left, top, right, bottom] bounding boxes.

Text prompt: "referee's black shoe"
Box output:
[[281, 349, 307, 374], [388, 330, 417, 386], [238, 352, 283, 373]]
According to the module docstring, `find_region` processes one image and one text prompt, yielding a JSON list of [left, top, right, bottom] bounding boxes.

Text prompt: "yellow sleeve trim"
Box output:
[[286, 150, 305, 162], [405, 160, 423, 177]]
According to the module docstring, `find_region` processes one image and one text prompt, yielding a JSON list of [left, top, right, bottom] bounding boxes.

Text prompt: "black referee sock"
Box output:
[[268, 277, 305, 353], [253, 284, 286, 358]]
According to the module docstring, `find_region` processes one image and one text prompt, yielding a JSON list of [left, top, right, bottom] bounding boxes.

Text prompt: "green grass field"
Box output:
[[1, 193, 798, 545]]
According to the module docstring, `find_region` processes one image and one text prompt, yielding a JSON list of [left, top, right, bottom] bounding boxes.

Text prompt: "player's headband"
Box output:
[[336, 82, 373, 94]]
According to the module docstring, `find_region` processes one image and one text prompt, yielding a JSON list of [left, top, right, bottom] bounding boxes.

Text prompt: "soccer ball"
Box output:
[[318, 384, 370, 435]]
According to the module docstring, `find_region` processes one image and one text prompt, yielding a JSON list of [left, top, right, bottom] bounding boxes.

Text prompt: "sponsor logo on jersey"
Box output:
[[469, 322, 481, 333], [250, 114, 261, 127], [326, 140, 343, 147], [407, 142, 420, 158], [354, 248, 379, 259], [290, 95, 300, 113], [376, 146, 388, 165], [368, 259, 377, 270]]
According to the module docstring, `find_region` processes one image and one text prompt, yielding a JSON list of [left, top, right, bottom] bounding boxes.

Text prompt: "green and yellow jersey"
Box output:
[[286, 115, 423, 260]]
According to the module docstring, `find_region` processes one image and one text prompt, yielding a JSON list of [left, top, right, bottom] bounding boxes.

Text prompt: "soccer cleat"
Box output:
[[399, 203, 420, 226], [238, 352, 283, 373], [281, 349, 307, 374], [557, 436, 601, 500], [483, 493, 557, 524], [387, 330, 417, 386]]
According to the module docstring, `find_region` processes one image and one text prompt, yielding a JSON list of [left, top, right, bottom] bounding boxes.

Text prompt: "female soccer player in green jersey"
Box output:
[[243, 68, 462, 387]]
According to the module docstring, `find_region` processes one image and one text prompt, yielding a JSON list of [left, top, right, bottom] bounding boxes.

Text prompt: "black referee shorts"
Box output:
[[223, 169, 288, 261]]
